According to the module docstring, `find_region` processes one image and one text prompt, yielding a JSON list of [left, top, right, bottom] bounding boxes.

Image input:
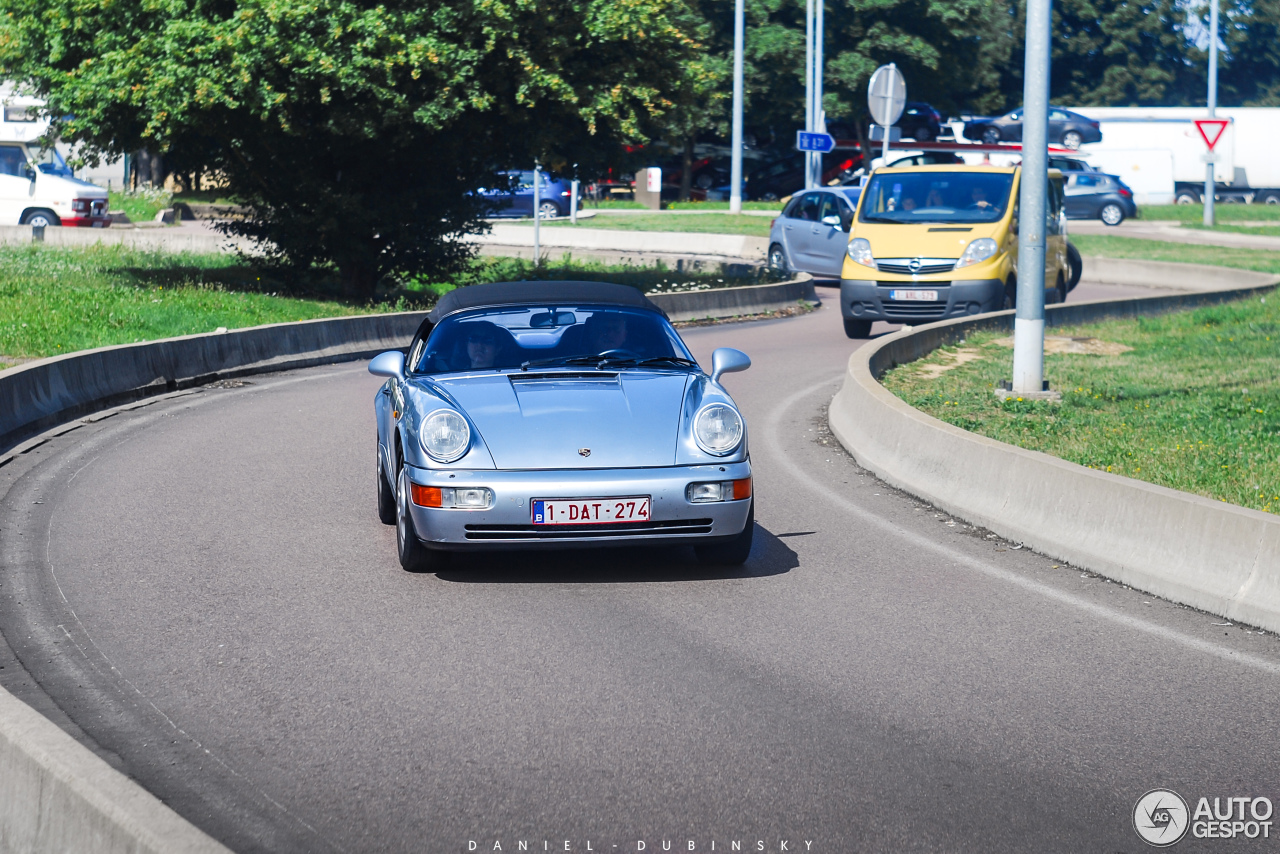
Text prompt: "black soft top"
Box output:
[[427, 280, 665, 323]]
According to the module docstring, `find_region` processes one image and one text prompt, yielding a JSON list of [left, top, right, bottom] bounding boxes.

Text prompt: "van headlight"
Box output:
[[846, 237, 877, 269], [694, 403, 744, 455], [955, 237, 999, 269], [420, 409, 470, 462]]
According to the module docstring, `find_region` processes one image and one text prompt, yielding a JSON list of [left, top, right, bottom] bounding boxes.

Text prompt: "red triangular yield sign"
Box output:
[[1194, 118, 1230, 151]]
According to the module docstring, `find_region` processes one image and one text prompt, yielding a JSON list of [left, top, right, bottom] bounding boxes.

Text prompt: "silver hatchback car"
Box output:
[[369, 281, 755, 572], [767, 187, 861, 280]]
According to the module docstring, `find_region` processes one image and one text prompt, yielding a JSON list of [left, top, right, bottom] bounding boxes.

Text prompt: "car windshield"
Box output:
[[858, 171, 1014, 224], [33, 147, 73, 177], [415, 305, 695, 373]]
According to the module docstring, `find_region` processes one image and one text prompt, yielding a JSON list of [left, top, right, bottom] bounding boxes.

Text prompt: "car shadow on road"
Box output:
[[432, 523, 799, 584]]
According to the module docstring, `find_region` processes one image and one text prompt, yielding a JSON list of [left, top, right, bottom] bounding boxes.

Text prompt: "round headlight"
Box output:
[[420, 409, 471, 462], [694, 403, 744, 455]]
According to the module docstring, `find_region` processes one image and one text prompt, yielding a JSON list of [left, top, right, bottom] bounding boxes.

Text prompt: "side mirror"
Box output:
[[821, 214, 841, 227], [368, 350, 406, 381], [710, 347, 751, 384], [23, 164, 36, 181]]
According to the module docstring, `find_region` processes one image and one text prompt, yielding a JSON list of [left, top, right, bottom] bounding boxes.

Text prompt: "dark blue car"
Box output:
[[480, 170, 579, 219]]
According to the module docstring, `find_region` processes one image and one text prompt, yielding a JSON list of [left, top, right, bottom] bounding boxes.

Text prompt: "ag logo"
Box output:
[[1134, 789, 1190, 847]]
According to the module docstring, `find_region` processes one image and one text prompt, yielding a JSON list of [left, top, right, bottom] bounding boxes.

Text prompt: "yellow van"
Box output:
[[839, 164, 1067, 338]]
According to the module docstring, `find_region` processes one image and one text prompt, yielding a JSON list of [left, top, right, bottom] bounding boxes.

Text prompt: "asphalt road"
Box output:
[[2, 281, 1279, 853]]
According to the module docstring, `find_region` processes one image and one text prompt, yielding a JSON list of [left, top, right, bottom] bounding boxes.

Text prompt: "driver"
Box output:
[[969, 185, 993, 209], [585, 313, 630, 352]]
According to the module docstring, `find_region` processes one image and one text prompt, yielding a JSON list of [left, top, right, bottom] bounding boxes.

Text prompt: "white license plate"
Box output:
[[890, 289, 938, 301], [92, 221, 104, 228], [532, 496, 651, 525]]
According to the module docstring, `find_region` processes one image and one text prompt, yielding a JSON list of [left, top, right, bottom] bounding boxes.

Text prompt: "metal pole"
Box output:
[[532, 165, 541, 266], [1012, 0, 1051, 394], [804, 0, 814, 189], [1204, 0, 1219, 227], [570, 178, 579, 224], [729, 0, 745, 214], [813, 0, 824, 188]]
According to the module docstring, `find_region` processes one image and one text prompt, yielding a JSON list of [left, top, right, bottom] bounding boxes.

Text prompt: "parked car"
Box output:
[[767, 187, 861, 280], [0, 142, 109, 227], [839, 164, 1070, 337], [743, 152, 861, 201], [886, 152, 965, 169], [1063, 172, 1136, 225], [829, 103, 943, 142], [963, 107, 1102, 149], [369, 280, 756, 572], [479, 170, 578, 218], [1048, 156, 1101, 173]]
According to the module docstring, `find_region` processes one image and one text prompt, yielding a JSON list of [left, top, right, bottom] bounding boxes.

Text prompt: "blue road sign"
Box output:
[[795, 131, 835, 153]]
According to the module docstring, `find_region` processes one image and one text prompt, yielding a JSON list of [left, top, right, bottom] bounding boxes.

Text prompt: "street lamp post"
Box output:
[[1011, 0, 1051, 395], [804, 0, 814, 189], [813, 0, 824, 189], [729, 0, 745, 214]]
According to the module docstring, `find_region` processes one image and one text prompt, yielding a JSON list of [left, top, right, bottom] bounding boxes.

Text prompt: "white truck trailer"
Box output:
[[1066, 106, 1280, 205]]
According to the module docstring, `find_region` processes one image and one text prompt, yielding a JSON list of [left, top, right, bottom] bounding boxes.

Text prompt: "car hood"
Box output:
[[432, 371, 693, 469]]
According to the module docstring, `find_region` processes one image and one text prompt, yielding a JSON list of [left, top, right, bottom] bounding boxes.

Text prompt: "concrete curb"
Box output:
[[0, 690, 231, 854], [828, 265, 1280, 632], [649, 275, 816, 322], [0, 224, 257, 254]]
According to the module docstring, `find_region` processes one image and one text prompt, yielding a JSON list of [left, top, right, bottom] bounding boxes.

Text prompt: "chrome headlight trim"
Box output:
[[693, 403, 744, 456], [419, 408, 471, 463]]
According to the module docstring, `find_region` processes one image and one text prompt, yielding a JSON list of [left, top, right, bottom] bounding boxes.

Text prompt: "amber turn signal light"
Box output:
[[732, 477, 752, 500], [410, 483, 442, 507]]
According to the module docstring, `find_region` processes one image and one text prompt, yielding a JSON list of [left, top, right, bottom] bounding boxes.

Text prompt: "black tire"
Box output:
[[914, 126, 934, 142], [23, 209, 59, 228], [695, 502, 754, 566], [1175, 190, 1200, 205], [1100, 202, 1125, 226], [395, 466, 435, 572], [1062, 130, 1083, 150], [1002, 277, 1017, 310], [694, 171, 715, 190], [537, 201, 560, 219], [981, 127, 1001, 145], [1066, 241, 1083, 292], [1260, 191, 1280, 205], [768, 243, 790, 274], [843, 318, 872, 339], [377, 445, 396, 525]]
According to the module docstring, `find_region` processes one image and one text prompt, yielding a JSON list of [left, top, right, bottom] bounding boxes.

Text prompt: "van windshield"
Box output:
[[858, 171, 1014, 224]]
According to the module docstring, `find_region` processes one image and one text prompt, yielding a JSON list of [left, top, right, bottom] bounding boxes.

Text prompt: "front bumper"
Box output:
[[404, 462, 753, 550], [840, 278, 1004, 324], [62, 216, 112, 227]]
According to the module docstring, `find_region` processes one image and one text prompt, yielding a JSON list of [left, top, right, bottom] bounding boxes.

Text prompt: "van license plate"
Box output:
[[890, 289, 938, 301], [92, 221, 104, 228]]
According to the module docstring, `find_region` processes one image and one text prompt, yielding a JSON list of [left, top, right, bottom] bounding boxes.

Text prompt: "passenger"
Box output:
[[969, 185, 993, 209], [462, 323, 503, 369]]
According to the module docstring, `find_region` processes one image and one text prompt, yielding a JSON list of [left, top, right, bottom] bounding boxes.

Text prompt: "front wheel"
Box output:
[[1100, 202, 1125, 226], [396, 467, 435, 572], [1066, 241, 1083, 292], [914, 126, 934, 142], [768, 243, 790, 274], [1062, 130, 1083, 150], [537, 201, 560, 219], [981, 128, 1001, 145], [23, 209, 59, 228], [695, 502, 754, 566], [843, 318, 872, 339]]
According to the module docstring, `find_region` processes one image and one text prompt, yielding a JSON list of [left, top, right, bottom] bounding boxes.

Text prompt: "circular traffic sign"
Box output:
[[867, 63, 906, 127]]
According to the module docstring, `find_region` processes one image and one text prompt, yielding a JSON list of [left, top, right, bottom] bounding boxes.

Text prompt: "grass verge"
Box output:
[[514, 212, 772, 238], [881, 292, 1280, 514], [1071, 235, 1280, 275], [0, 248, 786, 365], [1140, 204, 1280, 223]]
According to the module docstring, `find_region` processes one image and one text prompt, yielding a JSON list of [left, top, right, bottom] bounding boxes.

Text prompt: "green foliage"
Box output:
[[0, 0, 704, 295], [882, 294, 1280, 513]]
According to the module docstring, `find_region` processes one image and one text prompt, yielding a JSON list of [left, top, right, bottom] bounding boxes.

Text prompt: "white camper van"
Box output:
[[0, 91, 111, 227]]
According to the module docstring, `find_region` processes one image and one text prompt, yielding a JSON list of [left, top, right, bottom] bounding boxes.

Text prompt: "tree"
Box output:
[[0, 0, 702, 294]]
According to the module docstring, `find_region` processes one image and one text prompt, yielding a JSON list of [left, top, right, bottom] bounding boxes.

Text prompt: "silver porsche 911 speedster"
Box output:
[[369, 280, 754, 572]]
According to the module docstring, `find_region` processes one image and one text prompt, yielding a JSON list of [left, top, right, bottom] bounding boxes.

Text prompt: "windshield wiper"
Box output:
[[632, 356, 698, 369], [859, 214, 903, 223], [520, 354, 628, 371]]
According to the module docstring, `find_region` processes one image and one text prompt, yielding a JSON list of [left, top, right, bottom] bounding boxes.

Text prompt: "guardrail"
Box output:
[[828, 263, 1280, 633]]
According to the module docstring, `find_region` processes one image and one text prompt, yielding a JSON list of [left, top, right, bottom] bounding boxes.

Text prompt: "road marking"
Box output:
[[764, 374, 1280, 676]]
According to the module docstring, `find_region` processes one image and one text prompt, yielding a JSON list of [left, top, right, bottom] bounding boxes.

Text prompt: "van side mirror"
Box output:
[[23, 164, 36, 181]]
